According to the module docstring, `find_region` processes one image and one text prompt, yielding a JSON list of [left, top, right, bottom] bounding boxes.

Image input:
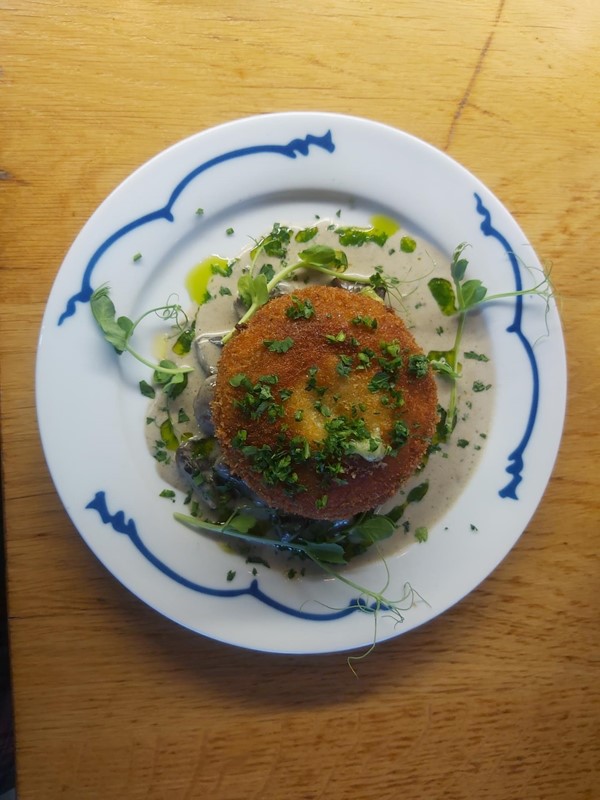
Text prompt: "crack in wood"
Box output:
[[444, 0, 507, 150]]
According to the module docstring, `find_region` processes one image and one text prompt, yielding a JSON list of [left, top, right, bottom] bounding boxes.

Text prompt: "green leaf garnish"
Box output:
[[464, 350, 489, 362], [460, 279, 487, 308], [336, 226, 388, 247], [139, 380, 155, 398], [90, 285, 194, 379], [414, 526, 428, 543], [174, 511, 348, 564], [428, 278, 457, 316], [286, 295, 315, 320], [426, 243, 552, 435], [298, 244, 348, 270], [351, 314, 378, 330], [294, 226, 318, 243], [408, 353, 429, 378], [154, 360, 189, 399], [222, 235, 385, 341], [258, 263, 275, 282], [325, 330, 346, 344], [263, 337, 294, 353], [400, 236, 417, 253]]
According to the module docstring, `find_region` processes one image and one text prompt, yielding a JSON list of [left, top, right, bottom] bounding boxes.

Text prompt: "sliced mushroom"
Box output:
[[193, 374, 217, 435]]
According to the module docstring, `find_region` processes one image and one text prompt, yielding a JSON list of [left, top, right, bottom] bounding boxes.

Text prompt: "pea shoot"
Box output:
[[90, 286, 194, 389], [427, 243, 552, 436], [222, 243, 374, 343]]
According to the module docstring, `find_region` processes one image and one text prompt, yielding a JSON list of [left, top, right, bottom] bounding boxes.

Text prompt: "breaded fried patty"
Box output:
[[212, 286, 438, 519]]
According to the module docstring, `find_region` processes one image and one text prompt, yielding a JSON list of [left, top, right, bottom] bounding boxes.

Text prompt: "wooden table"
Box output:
[[2, 1, 598, 797]]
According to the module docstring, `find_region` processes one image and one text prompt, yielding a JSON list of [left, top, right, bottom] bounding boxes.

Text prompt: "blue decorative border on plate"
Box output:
[[474, 193, 539, 500], [86, 491, 368, 621], [58, 131, 335, 325]]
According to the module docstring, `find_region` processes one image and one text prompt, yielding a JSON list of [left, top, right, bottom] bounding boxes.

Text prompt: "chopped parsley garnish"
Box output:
[[159, 489, 176, 501], [336, 226, 388, 247], [232, 429, 247, 447], [211, 260, 233, 277], [229, 373, 288, 422], [133, 252, 142, 262], [259, 263, 276, 282], [357, 341, 405, 406], [391, 420, 409, 450], [408, 353, 429, 378], [226, 570, 236, 581], [139, 380, 155, 398], [288, 435, 311, 461], [368, 371, 392, 393], [351, 314, 378, 330], [263, 337, 294, 353], [415, 526, 428, 543], [464, 350, 490, 362], [400, 236, 417, 253], [286, 295, 315, 320], [314, 401, 332, 417], [236, 437, 308, 494], [472, 380, 492, 392], [251, 222, 291, 260], [336, 354, 353, 378], [357, 349, 374, 369], [219, 286, 232, 296], [305, 366, 327, 396]]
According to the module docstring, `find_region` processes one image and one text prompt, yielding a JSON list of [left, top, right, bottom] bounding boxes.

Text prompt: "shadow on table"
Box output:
[[115, 574, 467, 709]]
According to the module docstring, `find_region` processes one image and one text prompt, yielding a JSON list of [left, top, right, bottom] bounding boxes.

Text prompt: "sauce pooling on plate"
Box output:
[[145, 220, 494, 561]]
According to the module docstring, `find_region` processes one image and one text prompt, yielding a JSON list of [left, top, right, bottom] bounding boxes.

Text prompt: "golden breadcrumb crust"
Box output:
[[212, 285, 438, 519]]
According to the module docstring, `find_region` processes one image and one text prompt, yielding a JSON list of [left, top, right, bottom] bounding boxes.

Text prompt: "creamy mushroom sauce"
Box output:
[[145, 219, 494, 561]]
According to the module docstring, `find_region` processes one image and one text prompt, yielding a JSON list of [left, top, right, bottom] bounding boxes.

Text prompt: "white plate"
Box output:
[[36, 113, 566, 655]]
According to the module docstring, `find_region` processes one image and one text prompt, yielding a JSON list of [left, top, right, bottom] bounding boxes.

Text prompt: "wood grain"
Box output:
[[1, 1, 599, 798]]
